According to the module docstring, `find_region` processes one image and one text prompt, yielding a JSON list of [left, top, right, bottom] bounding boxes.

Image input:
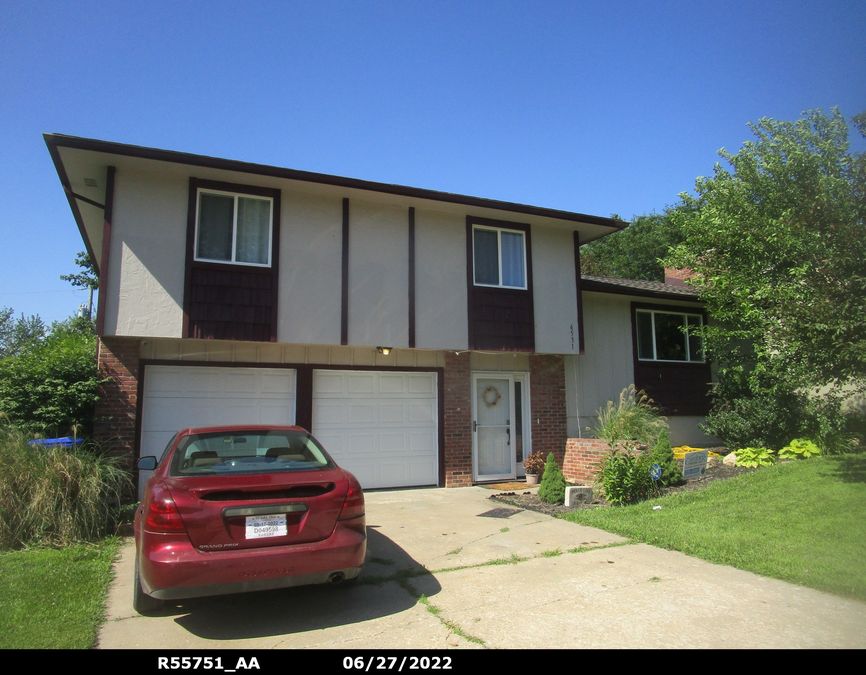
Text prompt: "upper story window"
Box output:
[[636, 309, 704, 362], [195, 189, 273, 266], [473, 225, 527, 289]]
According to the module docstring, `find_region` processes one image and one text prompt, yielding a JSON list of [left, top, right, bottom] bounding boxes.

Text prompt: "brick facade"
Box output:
[[443, 351, 472, 487], [529, 355, 567, 468], [562, 437, 611, 484], [94, 336, 140, 462]]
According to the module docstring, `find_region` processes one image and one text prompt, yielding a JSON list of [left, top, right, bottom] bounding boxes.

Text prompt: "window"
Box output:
[[195, 189, 273, 266], [636, 309, 704, 362], [473, 225, 527, 289]]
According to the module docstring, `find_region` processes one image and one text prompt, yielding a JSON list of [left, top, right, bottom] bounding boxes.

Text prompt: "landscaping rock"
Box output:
[[723, 452, 738, 467]]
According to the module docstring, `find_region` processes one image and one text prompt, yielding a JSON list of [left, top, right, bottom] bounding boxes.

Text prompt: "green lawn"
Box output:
[[562, 455, 866, 601], [0, 537, 121, 649]]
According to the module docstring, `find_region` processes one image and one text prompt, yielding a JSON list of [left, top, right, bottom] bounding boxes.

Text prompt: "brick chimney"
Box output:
[[664, 267, 694, 287]]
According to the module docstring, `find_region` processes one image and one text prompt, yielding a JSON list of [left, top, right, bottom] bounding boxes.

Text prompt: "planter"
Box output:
[[525, 473, 539, 486]]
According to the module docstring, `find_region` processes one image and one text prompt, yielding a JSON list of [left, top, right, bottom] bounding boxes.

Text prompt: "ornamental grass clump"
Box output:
[[0, 426, 132, 549], [591, 385, 668, 448], [537, 453, 567, 505]]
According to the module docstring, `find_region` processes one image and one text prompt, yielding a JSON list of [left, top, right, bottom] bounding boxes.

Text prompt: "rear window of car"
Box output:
[[169, 430, 336, 476]]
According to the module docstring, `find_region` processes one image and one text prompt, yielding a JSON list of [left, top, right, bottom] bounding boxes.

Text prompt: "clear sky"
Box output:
[[1, 0, 864, 323]]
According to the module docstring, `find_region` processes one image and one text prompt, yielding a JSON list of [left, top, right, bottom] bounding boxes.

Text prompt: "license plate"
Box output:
[[245, 514, 287, 539]]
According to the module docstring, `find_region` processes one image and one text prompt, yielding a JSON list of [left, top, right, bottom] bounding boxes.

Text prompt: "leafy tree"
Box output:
[[60, 251, 99, 321], [0, 316, 102, 437], [581, 208, 688, 281], [0, 308, 46, 358], [665, 108, 866, 449]]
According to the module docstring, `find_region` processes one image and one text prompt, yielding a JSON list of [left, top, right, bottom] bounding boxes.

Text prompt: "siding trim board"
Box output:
[[574, 232, 585, 355], [183, 178, 281, 342], [466, 217, 535, 352], [95, 165, 116, 336]]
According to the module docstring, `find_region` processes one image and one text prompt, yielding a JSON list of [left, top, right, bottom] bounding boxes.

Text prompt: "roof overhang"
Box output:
[[44, 133, 628, 276]]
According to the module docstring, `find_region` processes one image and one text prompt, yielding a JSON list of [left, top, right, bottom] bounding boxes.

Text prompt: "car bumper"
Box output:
[[139, 518, 366, 600]]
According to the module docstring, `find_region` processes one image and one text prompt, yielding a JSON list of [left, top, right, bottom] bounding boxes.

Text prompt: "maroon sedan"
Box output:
[[133, 425, 366, 614]]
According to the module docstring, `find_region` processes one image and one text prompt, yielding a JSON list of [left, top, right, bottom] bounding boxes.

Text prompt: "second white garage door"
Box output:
[[312, 370, 439, 489]]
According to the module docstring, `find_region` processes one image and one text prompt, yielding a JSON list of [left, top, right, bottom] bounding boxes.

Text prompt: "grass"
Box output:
[[0, 427, 132, 548], [561, 455, 866, 601], [0, 538, 121, 648]]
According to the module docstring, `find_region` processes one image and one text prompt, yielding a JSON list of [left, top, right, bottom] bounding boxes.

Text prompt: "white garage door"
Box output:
[[312, 370, 438, 489], [139, 365, 296, 492]]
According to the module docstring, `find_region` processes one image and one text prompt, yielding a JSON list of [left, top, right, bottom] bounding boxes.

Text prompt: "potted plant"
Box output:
[[523, 451, 546, 485]]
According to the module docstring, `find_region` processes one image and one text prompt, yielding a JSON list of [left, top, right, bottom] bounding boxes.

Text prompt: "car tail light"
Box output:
[[144, 484, 186, 532], [337, 476, 365, 521]]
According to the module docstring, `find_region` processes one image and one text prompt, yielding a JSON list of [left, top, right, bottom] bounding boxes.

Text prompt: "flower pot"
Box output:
[[525, 473, 539, 486]]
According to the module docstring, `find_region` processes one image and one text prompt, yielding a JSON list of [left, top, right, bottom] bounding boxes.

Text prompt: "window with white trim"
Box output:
[[636, 309, 704, 362], [472, 225, 527, 289], [195, 189, 273, 266]]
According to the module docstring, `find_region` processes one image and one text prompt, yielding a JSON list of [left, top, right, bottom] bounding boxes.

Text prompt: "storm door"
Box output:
[[472, 373, 530, 482]]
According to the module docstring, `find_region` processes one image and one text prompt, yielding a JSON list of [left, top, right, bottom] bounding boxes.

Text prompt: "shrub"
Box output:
[[778, 438, 821, 460], [537, 453, 567, 505], [591, 385, 668, 448], [596, 441, 658, 506], [650, 429, 683, 487], [734, 446, 776, 468], [0, 427, 132, 549], [0, 322, 103, 437]]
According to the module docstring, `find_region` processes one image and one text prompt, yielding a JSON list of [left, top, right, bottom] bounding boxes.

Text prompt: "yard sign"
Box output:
[[683, 449, 709, 480]]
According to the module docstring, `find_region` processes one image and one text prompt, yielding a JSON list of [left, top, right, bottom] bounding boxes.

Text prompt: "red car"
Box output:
[[133, 425, 366, 614]]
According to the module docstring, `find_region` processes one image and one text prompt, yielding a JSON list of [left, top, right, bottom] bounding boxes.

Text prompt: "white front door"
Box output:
[[472, 373, 530, 482]]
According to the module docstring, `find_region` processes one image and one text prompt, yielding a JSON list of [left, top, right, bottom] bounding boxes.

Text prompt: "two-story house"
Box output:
[[45, 134, 715, 492]]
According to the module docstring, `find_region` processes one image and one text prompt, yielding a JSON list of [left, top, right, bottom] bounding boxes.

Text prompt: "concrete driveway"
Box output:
[[100, 486, 866, 649]]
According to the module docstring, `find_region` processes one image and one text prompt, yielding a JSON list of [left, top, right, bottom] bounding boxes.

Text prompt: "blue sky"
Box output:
[[1, 0, 864, 323]]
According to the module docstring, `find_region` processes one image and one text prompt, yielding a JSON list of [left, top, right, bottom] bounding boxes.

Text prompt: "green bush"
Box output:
[[734, 446, 776, 468], [596, 442, 659, 506], [0, 321, 103, 437], [537, 453, 567, 505], [650, 429, 683, 487], [591, 385, 668, 448], [0, 427, 132, 549]]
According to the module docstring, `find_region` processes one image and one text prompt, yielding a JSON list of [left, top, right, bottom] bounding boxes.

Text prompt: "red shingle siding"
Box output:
[[443, 351, 472, 487], [562, 438, 611, 484], [94, 336, 140, 460], [529, 355, 567, 467]]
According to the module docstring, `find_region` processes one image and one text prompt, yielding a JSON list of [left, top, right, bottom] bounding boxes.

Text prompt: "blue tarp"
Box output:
[[27, 437, 84, 448]]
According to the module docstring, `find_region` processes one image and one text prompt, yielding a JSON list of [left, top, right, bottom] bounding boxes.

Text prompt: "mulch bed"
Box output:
[[490, 453, 757, 517]]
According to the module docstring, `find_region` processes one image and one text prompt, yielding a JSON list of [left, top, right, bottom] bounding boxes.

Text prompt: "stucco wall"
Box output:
[[278, 191, 343, 344], [105, 170, 187, 338], [532, 225, 579, 354]]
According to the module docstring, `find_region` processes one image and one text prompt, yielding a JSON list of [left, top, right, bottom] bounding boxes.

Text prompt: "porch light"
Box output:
[[376, 347, 392, 355]]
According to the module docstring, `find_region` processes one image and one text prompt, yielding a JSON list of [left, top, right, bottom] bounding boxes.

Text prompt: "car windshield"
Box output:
[[170, 430, 336, 476]]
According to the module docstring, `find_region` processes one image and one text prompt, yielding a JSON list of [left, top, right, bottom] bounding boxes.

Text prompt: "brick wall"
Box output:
[[94, 336, 140, 463], [529, 355, 567, 467], [562, 437, 611, 484], [443, 351, 472, 487]]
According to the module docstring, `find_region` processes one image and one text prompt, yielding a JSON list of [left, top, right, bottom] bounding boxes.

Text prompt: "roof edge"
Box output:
[[44, 133, 628, 230]]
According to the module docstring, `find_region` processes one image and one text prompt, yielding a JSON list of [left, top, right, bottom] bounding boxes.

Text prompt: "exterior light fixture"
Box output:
[[376, 347, 392, 355]]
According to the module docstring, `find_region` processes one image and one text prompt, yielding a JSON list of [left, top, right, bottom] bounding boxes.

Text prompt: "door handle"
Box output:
[[506, 428, 510, 445]]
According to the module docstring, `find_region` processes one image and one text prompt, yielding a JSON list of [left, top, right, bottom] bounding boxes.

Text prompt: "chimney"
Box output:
[[664, 268, 694, 287]]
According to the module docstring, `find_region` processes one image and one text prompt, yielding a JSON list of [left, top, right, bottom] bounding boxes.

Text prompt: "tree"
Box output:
[[0, 307, 46, 358], [665, 108, 866, 449], [0, 315, 102, 436], [581, 208, 688, 281], [60, 251, 99, 320]]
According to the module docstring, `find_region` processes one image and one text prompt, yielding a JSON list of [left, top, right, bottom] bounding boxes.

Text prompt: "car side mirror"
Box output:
[[137, 456, 158, 471]]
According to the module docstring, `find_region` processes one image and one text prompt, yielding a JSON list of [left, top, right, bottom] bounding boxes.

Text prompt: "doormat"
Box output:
[[479, 481, 537, 491]]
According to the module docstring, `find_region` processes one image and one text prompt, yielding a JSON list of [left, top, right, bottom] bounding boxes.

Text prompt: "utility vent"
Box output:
[[83, 178, 98, 188]]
